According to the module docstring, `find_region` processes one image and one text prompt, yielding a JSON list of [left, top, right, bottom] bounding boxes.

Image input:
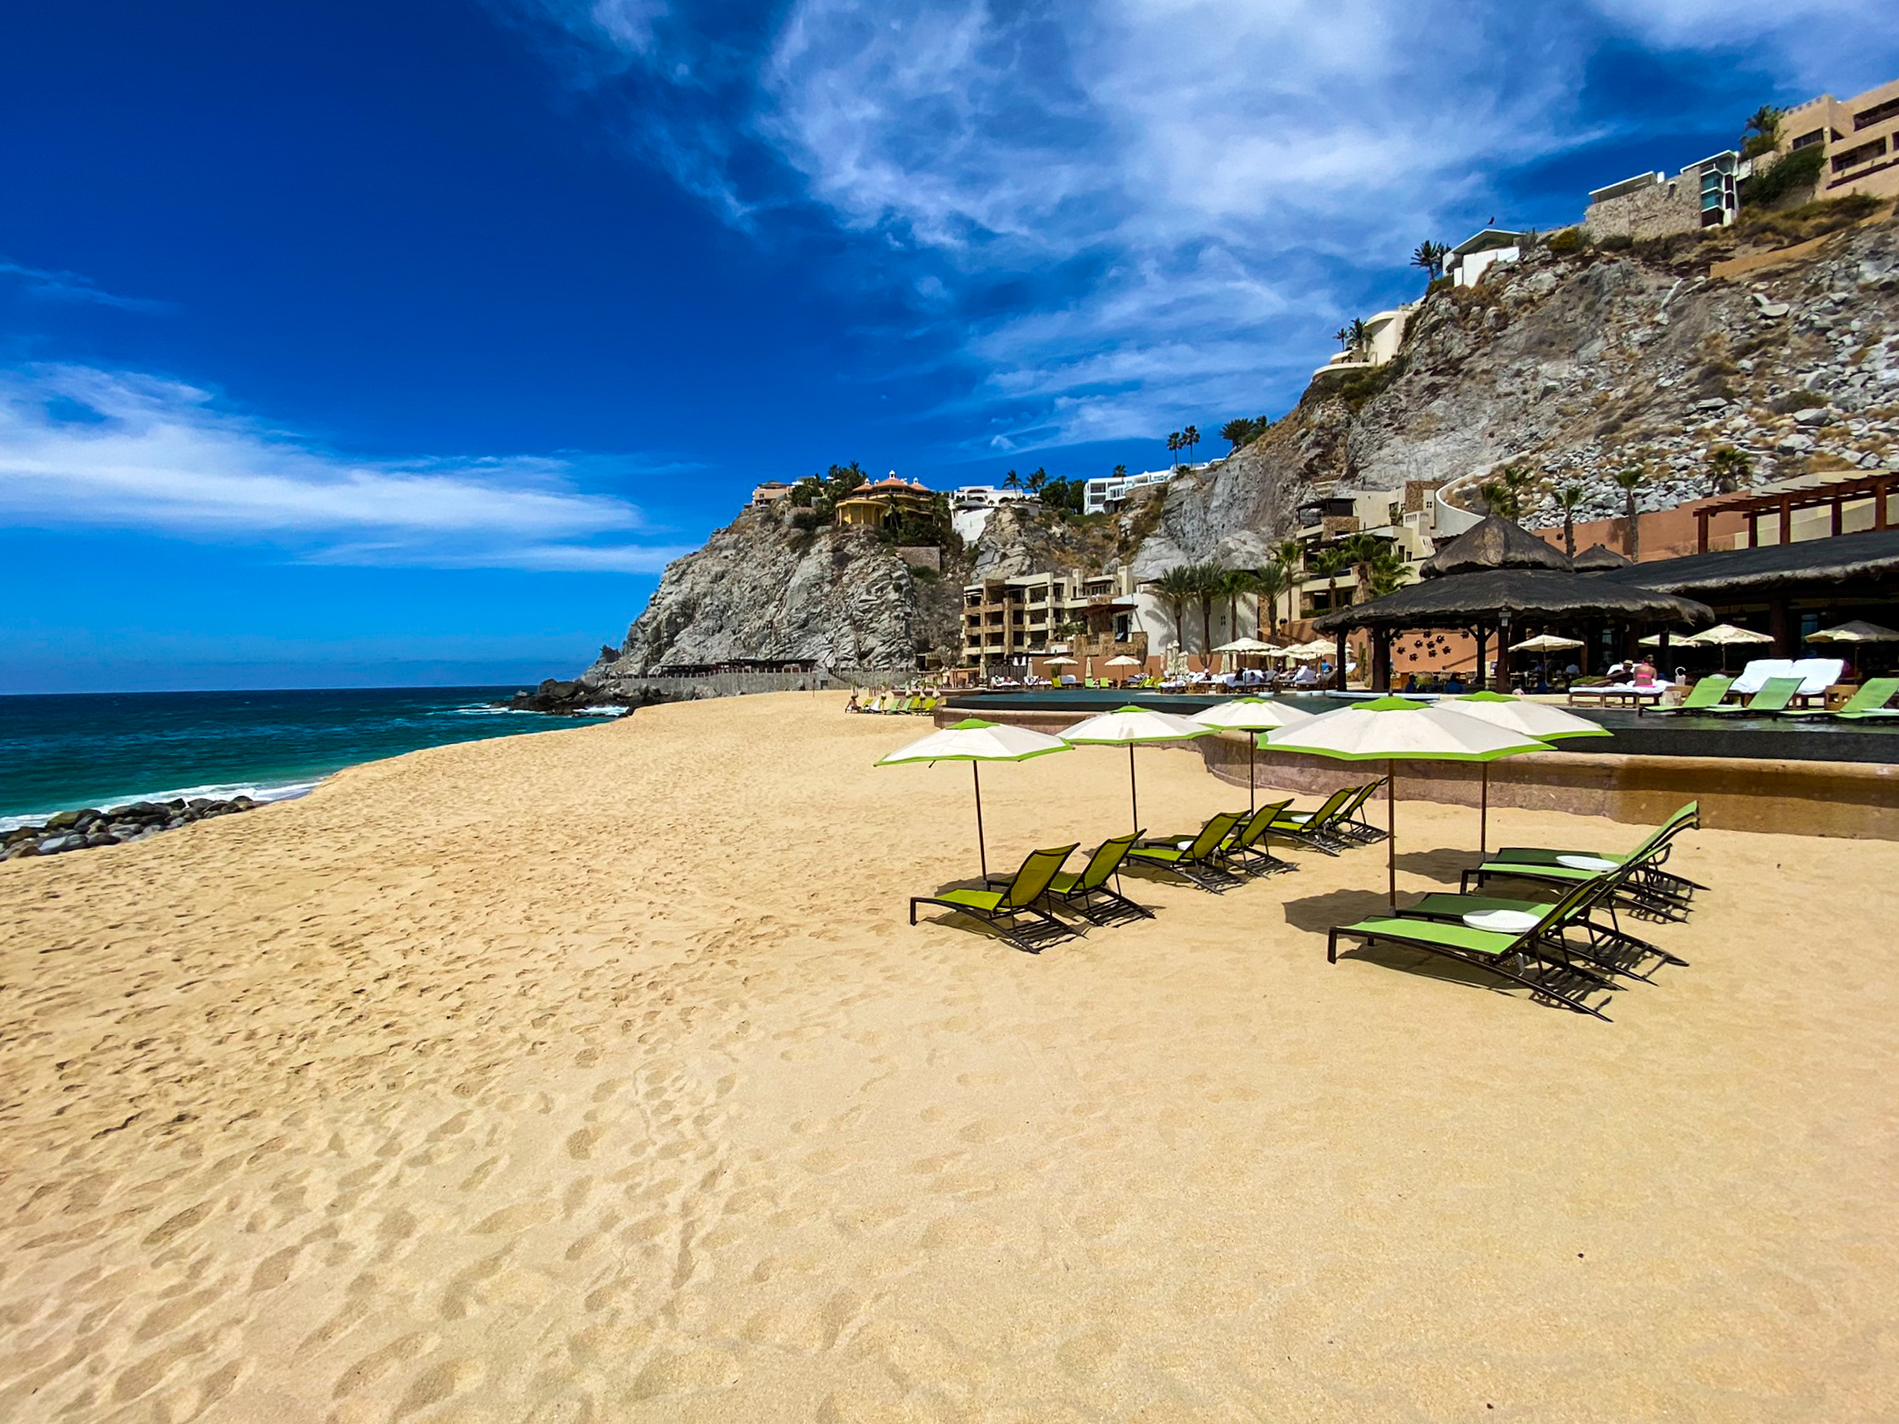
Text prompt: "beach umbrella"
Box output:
[[1043, 656, 1078, 668], [1188, 698, 1316, 812], [1105, 655, 1144, 666], [1059, 705, 1215, 833], [1807, 619, 1899, 644], [1690, 622, 1773, 671], [1509, 633, 1584, 652], [1265, 697, 1549, 906], [1214, 637, 1282, 653], [1450, 692, 1611, 852], [877, 718, 1071, 881], [1637, 631, 1702, 648]]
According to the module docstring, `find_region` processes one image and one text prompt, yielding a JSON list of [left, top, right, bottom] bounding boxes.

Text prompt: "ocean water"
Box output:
[[0, 686, 617, 831]]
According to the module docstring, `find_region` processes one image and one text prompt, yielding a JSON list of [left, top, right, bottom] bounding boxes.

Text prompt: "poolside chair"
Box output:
[[910, 843, 1081, 953], [1328, 779, 1388, 844], [1693, 675, 1802, 717], [1639, 675, 1733, 716], [1263, 786, 1361, 855], [1129, 811, 1247, 891], [1223, 799, 1297, 876], [1786, 676, 1899, 721], [1328, 877, 1619, 1019], [1046, 831, 1154, 926]]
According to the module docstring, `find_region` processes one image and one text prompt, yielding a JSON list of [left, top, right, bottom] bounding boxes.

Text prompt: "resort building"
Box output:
[[834, 474, 936, 529], [750, 481, 795, 507], [1082, 467, 1179, 516], [1311, 304, 1417, 380], [1584, 151, 1745, 241], [1446, 229, 1529, 288], [1776, 76, 1899, 202], [950, 485, 1038, 509], [959, 564, 1159, 668], [1283, 483, 1447, 620]]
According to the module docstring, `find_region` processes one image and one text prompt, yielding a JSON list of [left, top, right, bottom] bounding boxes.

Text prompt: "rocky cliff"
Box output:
[[575, 204, 1899, 686], [1145, 205, 1899, 566]]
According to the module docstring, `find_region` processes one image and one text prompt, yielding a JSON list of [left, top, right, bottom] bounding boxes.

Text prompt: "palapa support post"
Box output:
[[972, 762, 988, 882], [1387, 758, 1398, 907]]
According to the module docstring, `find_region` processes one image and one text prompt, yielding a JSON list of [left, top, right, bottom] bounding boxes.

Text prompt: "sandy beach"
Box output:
[[1, 690, 1895, 1423]]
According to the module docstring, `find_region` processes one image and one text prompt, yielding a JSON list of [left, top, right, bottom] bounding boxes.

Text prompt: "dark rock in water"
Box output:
[[187, 798, 214, 812], [45, 808, 100, 831], [504, 677, 639, 716], [3, 826, 38, 847]]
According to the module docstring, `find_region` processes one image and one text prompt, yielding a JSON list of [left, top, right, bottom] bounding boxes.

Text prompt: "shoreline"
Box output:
[[2, 690, 1894, 1421]]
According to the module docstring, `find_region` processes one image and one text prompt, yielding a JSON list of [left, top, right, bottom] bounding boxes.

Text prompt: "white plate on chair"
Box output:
[[1463, 909, 1542, 933], [1556, 854, 1616, 871]]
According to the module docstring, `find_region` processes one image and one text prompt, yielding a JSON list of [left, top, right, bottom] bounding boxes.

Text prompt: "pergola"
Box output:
[[1695, 471, 1896, 553]]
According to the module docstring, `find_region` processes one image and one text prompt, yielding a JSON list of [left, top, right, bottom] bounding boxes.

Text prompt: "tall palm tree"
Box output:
[[1183, 425, 1200, 465], [1166, 432, 1183, 467], [1708, 445, 1751, 496], [1336, 532, 1393, 603], [1003, 469, 1021, 490], [1112, 463, 1127, 479], [1188, 562, 1224, 656], [1272, 539, 1305, 632], [1347, 318, 1371, 360], [1250, 562, 1289, 642], [1410, 240, 1445, 280], [1026, 468, 1047, 493], [1334, 326, 1350, 350], [1307, 546, 1351, 615], [1219, 566, 1258, 646], [1555, 484, 1585, 557], [1145, 566, 1200, 656], [1613, 466, 1647, 562]]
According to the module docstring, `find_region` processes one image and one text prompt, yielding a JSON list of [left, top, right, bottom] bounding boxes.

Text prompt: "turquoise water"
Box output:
[[0, 687, 609, 830]]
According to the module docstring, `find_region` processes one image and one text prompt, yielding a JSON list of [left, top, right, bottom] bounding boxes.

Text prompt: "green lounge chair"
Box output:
[[1224, 799, 1297, 876], [1639, 675, 1732, 716], [910, 843, 1080, 953], [1789, 676, 1899, 721], [1129, 811, 1247, 891], [1265, 786, 1361, 855], [1693, 675, 1803, 716], [1046, 831, 1153, 926], [1399, 863, 1689, 984], [1328, 877, 1619, 1019], [1463, 817, 1698, 921], [1329, 779, 1389, 845], [1485, 802, 1704, 901]]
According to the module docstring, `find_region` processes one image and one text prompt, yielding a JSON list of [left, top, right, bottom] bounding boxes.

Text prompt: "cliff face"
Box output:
[[579, 209, 1899, 682], [1149, 210, 1899, 561]]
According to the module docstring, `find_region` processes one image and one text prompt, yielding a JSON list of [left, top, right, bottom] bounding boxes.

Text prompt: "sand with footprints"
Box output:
[[1, 690, 1896, 1422]]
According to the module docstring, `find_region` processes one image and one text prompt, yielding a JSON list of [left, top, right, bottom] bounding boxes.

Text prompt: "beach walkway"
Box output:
[[1, 692, 1894, 1422]]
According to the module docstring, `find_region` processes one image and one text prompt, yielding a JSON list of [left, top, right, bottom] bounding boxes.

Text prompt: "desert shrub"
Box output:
[[1740, 145, 1825, 210], [1545, 227, 1588, 256], [1302, 357, 1406, 412], [1771, 389, 1832, 414], [1597, 232, 1634, 252]]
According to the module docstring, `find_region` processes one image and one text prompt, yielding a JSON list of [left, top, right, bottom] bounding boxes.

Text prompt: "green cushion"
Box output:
[[933, 889, 1005, 912], [1340, 915, 1513, 956], [1478, 860, 1593, 881], [1409, 893, 1551, 919], [1129, 847, 1184, 864]]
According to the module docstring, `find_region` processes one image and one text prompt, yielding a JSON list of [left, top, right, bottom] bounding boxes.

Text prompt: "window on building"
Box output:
[[1791, 129, 1825, 150], [1854, 96, 1899, 130], [1832, 137, 1887, 172]]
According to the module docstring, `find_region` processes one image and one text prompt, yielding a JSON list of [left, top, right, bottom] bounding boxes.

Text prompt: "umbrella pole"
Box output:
[[1249, 735, 1257, 814], [1480, 763, 1489, 854], [973, 762, 988, 882], [1129, 743, 1139, 833], [1387, 758, 1397, 908]]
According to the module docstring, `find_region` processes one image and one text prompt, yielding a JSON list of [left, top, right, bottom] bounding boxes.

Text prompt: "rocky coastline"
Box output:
[[1, 796, 261, 861]]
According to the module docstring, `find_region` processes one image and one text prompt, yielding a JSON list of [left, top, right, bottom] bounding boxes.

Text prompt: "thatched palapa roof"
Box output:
[[1572, 543, 1633, 572], [1421, 516, 1573, 578], [1313, 568, 1713, 635], [1604, 527, 1899, 599]]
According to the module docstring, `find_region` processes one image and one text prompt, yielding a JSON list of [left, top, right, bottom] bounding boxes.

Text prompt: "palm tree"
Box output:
[[1347, 318, 1371, 359], [1742, 104, 1784, 158], [1219, 566, 1258, 646], [1146, 566, 1201, 656], [1410, 240, 1446, 281], [1366, 547, 1412, 598], [1613, 466, 1647, 562], [1166, 432, 1183, 467], [1336, 532, 1392, 604], [1221, 417, 1255, 452], [1709, 445, 1751, 496], [1271, 538, 1305, 631], [1112, 464, 1127, 479], [1555, 484, 1585, 557], [1183, 425, 1200, 465], [1334, 326, 1350, 350], [1026, 468, 1047, 494], [1250, 562, 1289, 642], [1003, 469, 1021, 490], [1307, 546, 1351, 615], [1188, 561, 1225, 656]]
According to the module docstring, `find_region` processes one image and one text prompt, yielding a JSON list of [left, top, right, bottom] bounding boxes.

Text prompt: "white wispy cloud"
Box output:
[[507, 0, 1898, 450], [0, 257, 171, 312], [0, 364, 692, 573]]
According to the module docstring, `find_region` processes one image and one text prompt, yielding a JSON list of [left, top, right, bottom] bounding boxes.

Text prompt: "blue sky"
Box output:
[[4, 0, 1895, 691]]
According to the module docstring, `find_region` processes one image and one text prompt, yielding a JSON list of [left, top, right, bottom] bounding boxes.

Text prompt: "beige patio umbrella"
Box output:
[[1680, 622, 1771, 672], [876, 719, 1072, 880], [1187, 697, 1315, 812], [1807, 619, 1899, 644], [1510, 633, 1585, 652], [1059, 705, 1215, 833], [1449, 693, 1611, 851]]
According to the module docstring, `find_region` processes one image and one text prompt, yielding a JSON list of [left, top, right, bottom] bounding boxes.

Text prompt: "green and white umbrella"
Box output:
[[1450, 692, 1611, 851], [1265, 696, 1549, 906], [1059, 704, 1215, 833], [1188, 697, 1316, 812], [877, 718, 1071, 880]]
